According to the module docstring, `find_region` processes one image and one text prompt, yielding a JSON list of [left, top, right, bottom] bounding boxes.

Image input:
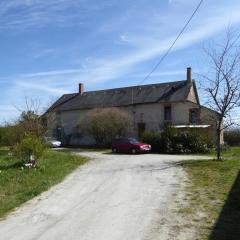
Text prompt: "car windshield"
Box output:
[[128, 138, 139, 144]]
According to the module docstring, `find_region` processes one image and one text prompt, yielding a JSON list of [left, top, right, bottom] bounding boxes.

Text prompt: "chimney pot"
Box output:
[[187, 67, 192, 83], [79, 83, 84, 95]]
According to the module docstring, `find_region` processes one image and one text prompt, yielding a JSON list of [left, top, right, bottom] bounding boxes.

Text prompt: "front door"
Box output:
[[56, 127, 64, 144], [138, 123, 146, 138]]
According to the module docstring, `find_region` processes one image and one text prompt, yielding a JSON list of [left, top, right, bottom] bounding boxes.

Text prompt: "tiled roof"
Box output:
[[48, 80, 193, 112]]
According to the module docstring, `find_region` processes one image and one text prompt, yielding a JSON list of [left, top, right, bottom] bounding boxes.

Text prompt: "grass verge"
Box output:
[[180, 147, 240, 240], [0, 148, 88, 219]]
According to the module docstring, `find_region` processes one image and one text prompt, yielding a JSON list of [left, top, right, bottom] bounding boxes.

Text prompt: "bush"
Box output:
[[13, 135, 46, 167], [224, 129, 240, 146], [79, 108, 131, 147], [141, 126, 214, 153], [177, 130, 214, 153], [0, 126, 18, 146], [0, 111, 46, 147], [141, 131, 161, 152]]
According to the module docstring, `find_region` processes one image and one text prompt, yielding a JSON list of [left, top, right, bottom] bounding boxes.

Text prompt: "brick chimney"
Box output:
[[79, 83, 84, 95], [187, 67, 192, 83]]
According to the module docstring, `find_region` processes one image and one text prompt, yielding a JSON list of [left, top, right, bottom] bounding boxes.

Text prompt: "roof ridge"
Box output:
[[82, 80, 187, 95]]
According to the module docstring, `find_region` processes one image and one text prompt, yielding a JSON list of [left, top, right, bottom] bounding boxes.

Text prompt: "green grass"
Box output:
[[180, 147, 240, 239], [0, 148, 88, 219]]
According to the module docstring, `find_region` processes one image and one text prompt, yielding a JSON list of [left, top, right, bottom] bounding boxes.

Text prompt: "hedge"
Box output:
[[141, 126, 214, 153], [224, 129, 240, 146]]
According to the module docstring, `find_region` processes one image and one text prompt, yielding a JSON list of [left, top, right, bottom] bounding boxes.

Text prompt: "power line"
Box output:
[[138, 0, 204, 85]]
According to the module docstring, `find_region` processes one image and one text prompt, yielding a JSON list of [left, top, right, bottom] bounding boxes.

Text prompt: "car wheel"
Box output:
[[112, 148, 118, 153], [131, 148, 137, 154]]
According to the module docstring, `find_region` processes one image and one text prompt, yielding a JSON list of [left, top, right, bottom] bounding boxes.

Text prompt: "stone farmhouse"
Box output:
[[45, 68, 223, 145]]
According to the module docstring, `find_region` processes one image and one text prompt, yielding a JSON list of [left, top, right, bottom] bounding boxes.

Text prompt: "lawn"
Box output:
[[180, 147, 240, 240], [0, 148, 88, 219]]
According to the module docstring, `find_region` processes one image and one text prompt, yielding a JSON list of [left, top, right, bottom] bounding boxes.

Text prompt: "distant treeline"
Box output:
[[224, 129, 240, 146]]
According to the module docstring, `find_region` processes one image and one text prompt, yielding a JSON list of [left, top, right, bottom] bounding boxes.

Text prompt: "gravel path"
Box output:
[[0, 151, 210, 240]]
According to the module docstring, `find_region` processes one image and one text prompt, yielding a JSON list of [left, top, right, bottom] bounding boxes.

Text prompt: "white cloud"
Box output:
[[71, 1, 240, 85], [20, 69, 83, 78], [5, 4, 240, 95], [233, 117, 240, 124], [15, 81, 66, 95], [1, 0, 240, 123], [0, 0, 108, 30], [79, 8, 240, 83]]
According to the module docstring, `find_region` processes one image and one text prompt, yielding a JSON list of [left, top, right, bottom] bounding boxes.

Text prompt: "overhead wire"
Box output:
[[138, 0, 204, 86]]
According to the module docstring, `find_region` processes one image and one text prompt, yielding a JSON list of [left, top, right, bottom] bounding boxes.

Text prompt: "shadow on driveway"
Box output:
[[210, 171, 240, 240]]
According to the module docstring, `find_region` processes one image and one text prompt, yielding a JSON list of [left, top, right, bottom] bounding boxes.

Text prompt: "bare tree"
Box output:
[[79, 108, 132, 146], [201, 29, 240, 160], [14, 97, 47, 141]]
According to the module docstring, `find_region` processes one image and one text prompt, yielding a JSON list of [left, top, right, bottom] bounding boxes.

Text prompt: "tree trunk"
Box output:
[[216, 127, 222, 160]]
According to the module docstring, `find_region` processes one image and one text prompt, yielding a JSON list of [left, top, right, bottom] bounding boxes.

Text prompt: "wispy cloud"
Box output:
[[5, 3, 240, 95], [73, 1, 240, 85], [15, 81, 66, 95], [1, 0, 240, 123], [0, 0, 112, 30], [20, 69, 83, 78], [73, 7, 240, 83]]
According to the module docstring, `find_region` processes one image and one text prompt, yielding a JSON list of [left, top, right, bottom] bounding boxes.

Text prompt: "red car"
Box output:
[[112, 138, 151, 154]]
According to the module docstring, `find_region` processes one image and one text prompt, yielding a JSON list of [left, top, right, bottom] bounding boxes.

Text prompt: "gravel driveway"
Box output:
[[0, 151, 209, 240]]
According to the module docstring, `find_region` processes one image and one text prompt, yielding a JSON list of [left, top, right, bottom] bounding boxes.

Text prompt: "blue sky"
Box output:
[[1, 0, 240, 123]]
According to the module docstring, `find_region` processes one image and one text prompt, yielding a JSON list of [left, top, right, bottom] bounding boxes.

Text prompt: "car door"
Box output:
[[115, 138, 124, 152], [116, 138, 125, 152], [121, 138, 131, 152]]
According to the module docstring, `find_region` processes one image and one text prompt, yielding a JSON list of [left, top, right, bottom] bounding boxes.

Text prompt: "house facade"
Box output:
[[45, 68, 223, 145]]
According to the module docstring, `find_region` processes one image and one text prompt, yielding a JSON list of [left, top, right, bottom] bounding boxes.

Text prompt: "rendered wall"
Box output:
[[47, 101, 222, 145]]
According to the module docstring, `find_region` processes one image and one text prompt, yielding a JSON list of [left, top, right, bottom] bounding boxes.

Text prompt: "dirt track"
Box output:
[[0, 151, 209, 240]]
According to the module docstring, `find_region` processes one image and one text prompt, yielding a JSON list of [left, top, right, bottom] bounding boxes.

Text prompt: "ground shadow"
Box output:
[[209, 171, 240, 240], [103, 152, 134, 155], [103, 152, 151, 155]]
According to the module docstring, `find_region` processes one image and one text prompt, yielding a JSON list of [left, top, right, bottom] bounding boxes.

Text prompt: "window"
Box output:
[[189, 108, 200, 123], [128, 138, 139, 144], [121, 138, 129, 144], [164, 105, 172, 121], [56, 111, 62, 125]]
